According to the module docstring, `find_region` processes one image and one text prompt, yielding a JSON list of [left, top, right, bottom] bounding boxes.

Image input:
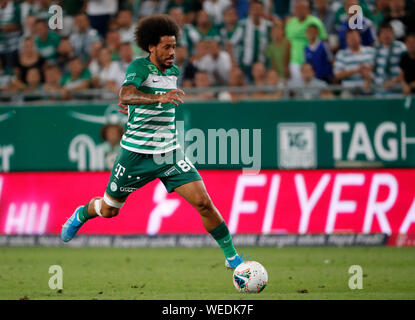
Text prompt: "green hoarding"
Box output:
[[0, 98, 414, 172]]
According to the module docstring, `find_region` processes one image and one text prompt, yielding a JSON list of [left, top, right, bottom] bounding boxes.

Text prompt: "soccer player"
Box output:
[[61, 14, 244, 269]]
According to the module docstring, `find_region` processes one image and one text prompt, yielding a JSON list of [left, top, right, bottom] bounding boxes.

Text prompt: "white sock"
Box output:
[[94, 199, 102, 217]]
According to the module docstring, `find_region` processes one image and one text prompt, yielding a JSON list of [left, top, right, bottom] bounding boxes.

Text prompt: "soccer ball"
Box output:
[[233, 261, 268, 293]]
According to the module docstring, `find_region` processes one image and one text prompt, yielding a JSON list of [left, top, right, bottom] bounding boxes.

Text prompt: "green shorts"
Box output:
[[105, 146, 202, 200]]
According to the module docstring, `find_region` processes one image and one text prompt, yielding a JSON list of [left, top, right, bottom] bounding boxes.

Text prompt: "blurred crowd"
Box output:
[[1, 0, 415, 101]]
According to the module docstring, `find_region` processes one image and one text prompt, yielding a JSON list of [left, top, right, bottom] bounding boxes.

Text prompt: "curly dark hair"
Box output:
[[135, 14, 180, 53]]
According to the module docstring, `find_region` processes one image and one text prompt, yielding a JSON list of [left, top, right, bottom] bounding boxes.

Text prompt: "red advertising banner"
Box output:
[[1, 169, 415, 235]]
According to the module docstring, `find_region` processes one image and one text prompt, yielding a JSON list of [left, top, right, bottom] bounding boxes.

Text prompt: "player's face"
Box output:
[[152, 36, 176, 69]]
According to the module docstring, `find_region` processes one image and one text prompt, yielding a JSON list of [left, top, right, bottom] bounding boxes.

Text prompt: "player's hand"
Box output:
[[158, 89, 185, 106], [118, 103, 128, 114]]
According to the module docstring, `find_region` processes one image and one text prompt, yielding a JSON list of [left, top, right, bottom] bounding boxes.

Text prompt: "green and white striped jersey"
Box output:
[[334, 46, 375, 88], [120, 57, 180, 155], [230, 17, 272, 67], [219, 25, 242, 65], [373, 40, 407, 86], [0, 1, 21, 53], [181, 24, 220, 56]]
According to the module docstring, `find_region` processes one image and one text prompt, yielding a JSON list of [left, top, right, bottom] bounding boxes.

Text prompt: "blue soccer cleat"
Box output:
[[225, 254, 245, 269], [61, 206, 84, 242]]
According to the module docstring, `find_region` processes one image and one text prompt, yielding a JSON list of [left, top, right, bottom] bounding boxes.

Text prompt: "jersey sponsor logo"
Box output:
[[110, 182, 117, 192], [278, 123, 317, 169], [119, 186, 138, 193], [114, 163, 126, 179]]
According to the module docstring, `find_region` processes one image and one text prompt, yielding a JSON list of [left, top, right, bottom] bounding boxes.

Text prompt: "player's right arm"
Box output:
[[119, 85, 185, 106]]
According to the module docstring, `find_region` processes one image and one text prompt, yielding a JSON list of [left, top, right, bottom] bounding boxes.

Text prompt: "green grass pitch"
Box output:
[[1, 246, 415, 300]]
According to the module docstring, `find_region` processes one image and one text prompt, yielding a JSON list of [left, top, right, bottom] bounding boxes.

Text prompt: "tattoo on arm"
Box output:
[[119, 85, 161, 105]]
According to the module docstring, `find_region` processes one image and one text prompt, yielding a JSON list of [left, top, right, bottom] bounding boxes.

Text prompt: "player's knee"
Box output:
[[101, 206, 120, 218], [194, 195, 214, 215]]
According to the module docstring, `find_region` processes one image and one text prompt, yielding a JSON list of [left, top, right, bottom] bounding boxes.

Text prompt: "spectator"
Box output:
[[60, 57, 91, 92], [116, 42, 134, 74], [266, 22, 291, 80], [29, 0, 52, 21], [267, 69, 285, 95], [305, 24, 333, 83], [219, 6, 240, 65], [193, 39, 232, 85], [16, 37, 45, 84], [86, 0, 118, 38], [60, 0, 86, 37], [373, 22, 406, 91], [334, 29, 375, 91], [372, 0, 389, 27], [312, 0, 335, 35], [0, 57, 17, 90], [289, 63, 333, 99], [258, 69, 284, 100], [203, 0, 232, 27], [90, 47, 118, 88], [22, 14, 36, 38], [88, 40, 103, 67], [106, 42, 135, 92], [228, 65, 246, 88], [182, 10, 220, 56], [251, 61, 267, 87], [0, 0, 22, 69], [24, 67, 42, 91], [285, 0, 327, 81], [337, 0, 376, 49], [220, 65, 247, 102], [69, 12, 101, 64], [57, 38, 76, 73], [166, 0, 202, 24], [4, 0, 415, 102], [399, 33, 415, 94], [20, 0, 38, 23], [191, 71, 215, 100], [34, 19, 61, 63], [169, 7, 188, 48], [138, 0, 169, 18], [384, 0, 415, 42], [105, 30, 122, 61], [175, 45, 197, 87], [42, 64, 62, 93], [100, 123, 123, 170], [117, 9, 135, 43], [230, 0, 273, 79]]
